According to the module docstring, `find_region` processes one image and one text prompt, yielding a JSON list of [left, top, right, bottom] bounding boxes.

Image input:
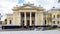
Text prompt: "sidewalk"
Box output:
[[0, 30, 60, 34]]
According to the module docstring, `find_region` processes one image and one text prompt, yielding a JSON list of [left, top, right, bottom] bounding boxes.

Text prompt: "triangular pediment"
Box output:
[[24, 6, 32, 8], [15, 4, 45, 11], [12, 4, 44, 11], [19, 4, 38, 10]]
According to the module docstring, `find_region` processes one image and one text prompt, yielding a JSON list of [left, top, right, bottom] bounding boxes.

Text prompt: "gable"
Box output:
[[12, 4, 44, 11], [19, 5, 38, 10], [18, 4, 44, 10], [24, 6, 32, 8]]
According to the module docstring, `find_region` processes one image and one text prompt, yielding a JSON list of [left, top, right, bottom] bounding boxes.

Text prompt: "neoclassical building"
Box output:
[[2, 4, 60, 29]]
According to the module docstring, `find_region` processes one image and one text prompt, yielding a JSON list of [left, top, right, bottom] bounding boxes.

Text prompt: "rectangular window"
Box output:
[[57, 21, 59, 24], [57, 15, 60, 18], [10, 20, 11, 24], [53, 15, 55, 18], [5, 19, 7, 24], [45, 20, 46, 24]]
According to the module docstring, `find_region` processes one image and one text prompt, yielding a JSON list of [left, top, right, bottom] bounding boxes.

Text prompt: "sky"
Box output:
[[0, 0, 60, 21]]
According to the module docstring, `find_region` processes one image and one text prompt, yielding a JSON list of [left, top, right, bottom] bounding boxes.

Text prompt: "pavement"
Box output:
[[0, 30, 60, 34]]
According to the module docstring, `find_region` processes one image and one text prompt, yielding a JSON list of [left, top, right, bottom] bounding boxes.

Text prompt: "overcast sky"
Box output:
[[0, 0, 60, 21]]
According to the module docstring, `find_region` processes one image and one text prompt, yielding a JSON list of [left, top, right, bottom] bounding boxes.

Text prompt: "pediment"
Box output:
[[24, 6, 32, 8], [12, 4, 44, 11], [19, 4, 39, 10]]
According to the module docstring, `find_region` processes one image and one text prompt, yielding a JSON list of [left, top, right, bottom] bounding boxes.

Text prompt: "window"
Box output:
[[5, 19, 7, 24], [53, 15, 55, 18], [10, 20, 12, 24], [53, 21, 55, 24], [45, 20, 46, 24], [57, 21, 60, 24], [57, 15, 60, 18]]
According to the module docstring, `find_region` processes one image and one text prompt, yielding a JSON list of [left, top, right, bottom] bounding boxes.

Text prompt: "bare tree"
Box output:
[[0, 13, 2, 21], [0, 13, 2, 24], [58, 0, 60, 2]]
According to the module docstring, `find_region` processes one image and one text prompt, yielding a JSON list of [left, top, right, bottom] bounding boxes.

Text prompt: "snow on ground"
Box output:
[[0, 30, 60, 34]]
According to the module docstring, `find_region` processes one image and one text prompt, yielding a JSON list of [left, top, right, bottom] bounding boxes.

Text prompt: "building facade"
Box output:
[[2, 4, 60, 29]]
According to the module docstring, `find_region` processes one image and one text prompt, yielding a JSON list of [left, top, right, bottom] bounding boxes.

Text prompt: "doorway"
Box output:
[[26, 20, 30, 28]]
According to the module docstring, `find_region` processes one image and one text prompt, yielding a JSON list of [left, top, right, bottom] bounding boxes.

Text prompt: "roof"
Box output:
[[12, 3, 44, 11]]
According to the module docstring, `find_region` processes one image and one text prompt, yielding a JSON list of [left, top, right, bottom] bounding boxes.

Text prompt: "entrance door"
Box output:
[[21, 20, 24, 27], [27, 20, 30, 27]]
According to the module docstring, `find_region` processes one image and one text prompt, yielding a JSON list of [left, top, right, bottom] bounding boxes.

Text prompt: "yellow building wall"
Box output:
[[51, 11, 60, 26], [45, 14, 52, 25], [37, 11, 44, 26], [13, 10, 19, 25], [2, 14, 13, 26]]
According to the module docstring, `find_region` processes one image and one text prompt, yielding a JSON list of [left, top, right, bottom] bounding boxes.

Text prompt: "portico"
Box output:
[[19, 12, 37, 27]]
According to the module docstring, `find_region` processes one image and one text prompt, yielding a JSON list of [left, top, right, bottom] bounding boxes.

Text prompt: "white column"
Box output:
[[30, 12, 32, 26], [24, 12, 26, 26], [35, 12, 37, 26], [18, 13, 20, 25]]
